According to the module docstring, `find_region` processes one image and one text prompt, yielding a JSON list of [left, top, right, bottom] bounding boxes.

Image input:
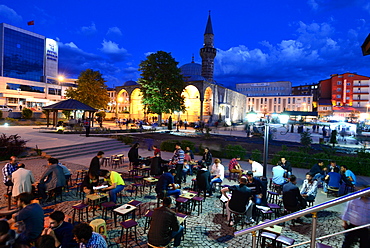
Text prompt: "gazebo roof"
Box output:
[[43, 99, 97, 111]]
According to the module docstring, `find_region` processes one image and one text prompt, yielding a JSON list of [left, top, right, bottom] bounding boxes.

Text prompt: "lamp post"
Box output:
[[247, 110, 289, 177]]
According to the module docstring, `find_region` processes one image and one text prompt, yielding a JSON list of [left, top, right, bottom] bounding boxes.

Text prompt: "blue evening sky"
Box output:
[[1, 0, 370, 88]]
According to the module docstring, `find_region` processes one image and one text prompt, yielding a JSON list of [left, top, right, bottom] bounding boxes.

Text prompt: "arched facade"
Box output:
[[130, 88, 144, 119], [116, 89, 130, 113], [203, 87, 213, 117], [181, 85, 201, 122]]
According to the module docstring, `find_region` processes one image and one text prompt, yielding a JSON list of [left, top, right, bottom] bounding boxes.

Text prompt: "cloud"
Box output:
[[307, 0, 366, 11], [214, 21, 370, 86], [79, 22, 97, 36], [106, 27, 123, 36], [100, 40, 130, 62], [0, 5, 22, 24]]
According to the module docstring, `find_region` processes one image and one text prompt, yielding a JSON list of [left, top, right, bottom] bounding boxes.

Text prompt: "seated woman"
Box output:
[[209, 158, 224, 196]]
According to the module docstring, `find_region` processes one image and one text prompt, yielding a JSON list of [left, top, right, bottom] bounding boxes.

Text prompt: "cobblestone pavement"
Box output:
[[0, 156, 355, 248]]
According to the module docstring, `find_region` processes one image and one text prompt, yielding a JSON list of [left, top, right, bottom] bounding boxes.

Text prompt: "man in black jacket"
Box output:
[[88, 151, 104, 177], [196, 164, 211, 196], [37, 158, 66, 200], [278, 157, 292, 178], [282, 175, 306, 212], [148, 197, 183, 247]]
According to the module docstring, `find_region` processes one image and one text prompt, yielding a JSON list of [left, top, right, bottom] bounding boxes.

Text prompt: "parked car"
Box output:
[[0, 105, 12, 112]]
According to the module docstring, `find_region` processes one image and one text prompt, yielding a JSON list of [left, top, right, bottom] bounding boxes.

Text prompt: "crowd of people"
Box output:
[[1, 144, 369, 248]]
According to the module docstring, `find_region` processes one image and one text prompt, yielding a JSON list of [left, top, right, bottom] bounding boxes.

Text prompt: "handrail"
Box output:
[[286, 223, 370, 247], [234, 187, 370, 237]]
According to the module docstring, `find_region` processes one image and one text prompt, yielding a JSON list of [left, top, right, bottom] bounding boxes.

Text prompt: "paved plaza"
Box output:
[[0, 124, 369, 247]]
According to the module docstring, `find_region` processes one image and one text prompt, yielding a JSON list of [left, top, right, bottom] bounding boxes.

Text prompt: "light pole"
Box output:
[[247, 110, 289, 177], [367, 103, 370, 113]]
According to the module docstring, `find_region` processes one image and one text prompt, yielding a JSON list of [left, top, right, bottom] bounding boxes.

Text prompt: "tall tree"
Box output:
[[138, 51, 186, 123], [65, 69, 110, 109]]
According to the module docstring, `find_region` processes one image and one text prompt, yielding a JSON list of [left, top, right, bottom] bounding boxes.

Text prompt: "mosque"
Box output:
[[115, 14, 247, 124]]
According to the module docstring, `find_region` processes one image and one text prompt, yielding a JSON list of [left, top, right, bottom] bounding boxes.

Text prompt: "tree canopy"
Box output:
[[65, 69, 110, 109], [138, 51, 186, 116]]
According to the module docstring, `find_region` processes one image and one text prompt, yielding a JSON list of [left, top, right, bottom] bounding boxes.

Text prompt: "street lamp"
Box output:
[[247, 110, 289, 177]]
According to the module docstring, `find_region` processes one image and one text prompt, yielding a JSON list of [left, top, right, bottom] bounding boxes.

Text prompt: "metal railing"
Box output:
[[234, 187, 370, 248]]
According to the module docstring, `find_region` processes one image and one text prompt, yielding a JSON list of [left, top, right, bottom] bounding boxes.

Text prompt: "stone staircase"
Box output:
[[42, 139, 129, 160]]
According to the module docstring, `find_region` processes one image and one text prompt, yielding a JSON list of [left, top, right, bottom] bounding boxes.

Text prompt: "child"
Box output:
[[182, 160, 189, 183]]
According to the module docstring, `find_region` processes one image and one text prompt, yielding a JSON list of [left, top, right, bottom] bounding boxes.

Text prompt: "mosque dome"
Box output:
[[123, 80, 138, 86], [180, 62, 202, 77]]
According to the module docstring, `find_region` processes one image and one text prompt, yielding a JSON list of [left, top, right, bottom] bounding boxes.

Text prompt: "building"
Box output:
[[236, 81, 292, 96], [115, 14, 247, 124], [247, 95, 313, 115], [0, 23, 76, 111], [319, 72, 370, 109], [292, 83, 320, 111]]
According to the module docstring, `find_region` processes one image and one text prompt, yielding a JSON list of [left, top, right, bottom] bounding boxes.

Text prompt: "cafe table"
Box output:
[[143, 177, 158, 194], [113, 203, 137, 227], [86, 193, 108, 216]]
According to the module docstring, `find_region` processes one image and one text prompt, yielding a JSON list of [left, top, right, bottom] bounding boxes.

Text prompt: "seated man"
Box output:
[[2, 156, 19, 186], [155, 167, 181, 199], [245, 171, 264, 205], [324, 166, 342, 193], [221, 176, 254, 226], [309, 160, 327, 182], [340, 165, 356, 186], [229, 157, 243, 177], [58, 162, 72, 182], [278, 157, 292, 178], [248, 158, 263, 178], [300, 172, 318, 201], [210, 158, 224, 196], [37, 157, 66, 200], [100, 170, 125, 203], [272, 163, 287, 186], [196, 163, 211, 196], [148, 197, 183, 247], [283, 175, 306, 212], [42, 210, 78, 248], [12, 163, 35, 198], [8, 192, 44, 245], [80, 171, 99, 194], [73, 223, 107, 248]]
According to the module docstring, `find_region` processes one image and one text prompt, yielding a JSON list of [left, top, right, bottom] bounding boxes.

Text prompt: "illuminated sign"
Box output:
[[46, 38, 58, 62]]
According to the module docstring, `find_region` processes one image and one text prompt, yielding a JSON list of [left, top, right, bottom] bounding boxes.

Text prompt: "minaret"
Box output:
[[200, 12, 217, 82]]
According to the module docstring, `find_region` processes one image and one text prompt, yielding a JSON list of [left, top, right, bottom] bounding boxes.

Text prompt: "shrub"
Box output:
[[118, 135, 133, 145], [180, 140, 195, 151], [0, 133, 27, 160], [22, 108, 33, 119], [251, 149, 262, 162], [160, 140, 178, 152], [225, 144, 247, 159]]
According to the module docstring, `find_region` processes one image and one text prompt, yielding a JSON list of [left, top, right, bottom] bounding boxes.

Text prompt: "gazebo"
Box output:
[[42, 99, 97, 127]]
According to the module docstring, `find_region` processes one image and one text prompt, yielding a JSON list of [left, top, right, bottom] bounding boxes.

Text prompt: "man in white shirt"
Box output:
[[248, 158, 263, 178]]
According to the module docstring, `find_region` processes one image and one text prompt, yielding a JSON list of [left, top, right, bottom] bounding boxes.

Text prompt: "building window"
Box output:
[[308, 98, 311, 103], [278, 98, 281, 104], [337, 81, 342, 85], [288, 98, 291, 104], [293, 98, 296, 104], [336, 95, 341, 98], [346, 97, 350, 100], [303, 97, 306, 102], [347, 82, 351, 86], [346, 90, 350, 93], [6, 83, 45, 93], [337, 88, 342, 92]]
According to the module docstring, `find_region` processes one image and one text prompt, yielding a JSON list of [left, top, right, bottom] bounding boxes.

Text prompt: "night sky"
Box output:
[[2, 0, 370, 88]]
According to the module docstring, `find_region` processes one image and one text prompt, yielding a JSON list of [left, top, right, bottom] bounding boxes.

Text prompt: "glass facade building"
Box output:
[[1, 24, 45, 82]]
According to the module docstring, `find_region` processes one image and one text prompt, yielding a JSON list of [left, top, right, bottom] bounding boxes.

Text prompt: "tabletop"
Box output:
[[114, 204, 137, 215]]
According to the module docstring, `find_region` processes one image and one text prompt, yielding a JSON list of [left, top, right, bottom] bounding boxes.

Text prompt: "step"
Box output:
[[53, 144, 129, 160], [42, 139, 120, 153], [46, 142, 127, 157]]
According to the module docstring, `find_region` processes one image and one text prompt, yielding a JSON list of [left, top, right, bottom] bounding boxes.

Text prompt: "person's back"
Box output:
[[148, 198, 180, 247], [283, 177, 305, 212], [42, 164, 66, 191], [196, 167, 211, 192], [12, 166, 35, 197], [155, 172, 173, 194], [272, 165, 285, 185], [327, 171, 341, 188], [229, 184, 252, 213]]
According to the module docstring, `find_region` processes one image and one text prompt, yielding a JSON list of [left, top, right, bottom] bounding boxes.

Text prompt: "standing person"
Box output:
[[8, 192, 44, 245], [89, 151, 104, 177], [84, 118, 91, 137], [196, 163, 211, 196], [2, 156, 19, 186], [248, 158, 263, 178], [300, 172, 318, 202], [340, 165, 357, 186], [283, 175, 307, 212], [148, 197, 183, 247], [37, 158, 66, 200], [228, 157, 243, 177], [341, 187, 370, 248], [278, 157, 292, 178], [200, 147, 212, 169], [42, 211, 78, 248], [100, 170, 125, 204], [221, 176, 254, 226], [128, 143, 140, 167], [184, 119, 188, 130], [11, 163, 35, 198], [170, 143, 184, 185], [73, 223, 107, 248], [209, 158, 224, 196]]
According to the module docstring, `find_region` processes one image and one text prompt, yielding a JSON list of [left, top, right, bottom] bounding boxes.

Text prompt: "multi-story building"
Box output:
[[319, 72, 370, 108], [0, 23, 76, 110], [247, 95, 313, 115], [236, 81, 292, 96]]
